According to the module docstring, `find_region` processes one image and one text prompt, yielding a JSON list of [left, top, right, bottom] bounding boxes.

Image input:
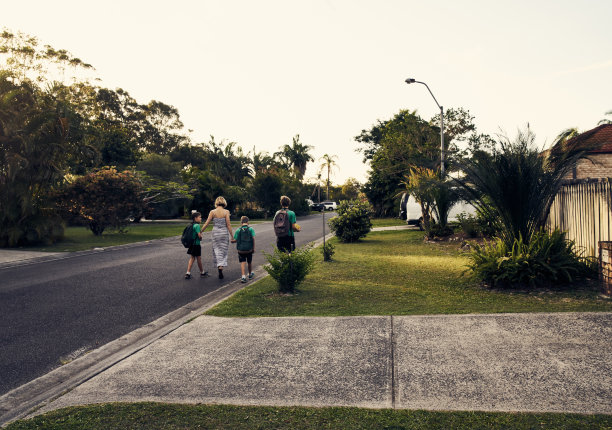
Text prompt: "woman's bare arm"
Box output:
[[201, 210, 214, 231], [225, 211, 234, 237]]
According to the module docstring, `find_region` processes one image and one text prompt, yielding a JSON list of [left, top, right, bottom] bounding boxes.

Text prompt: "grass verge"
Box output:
[[6, 403, 611, 429], [370, 217, 407, 228], [207, 230, 611, 317], [19, 221, 261, 252]]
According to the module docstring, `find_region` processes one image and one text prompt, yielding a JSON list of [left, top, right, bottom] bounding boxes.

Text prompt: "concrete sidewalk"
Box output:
[[30, 312, 612, 416]]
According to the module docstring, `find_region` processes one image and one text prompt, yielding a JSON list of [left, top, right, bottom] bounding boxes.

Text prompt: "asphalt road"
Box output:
[[0, 212, 335, 396]]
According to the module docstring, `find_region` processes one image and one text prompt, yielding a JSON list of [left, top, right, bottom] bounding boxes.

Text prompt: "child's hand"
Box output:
[[230, 239, 237, 243]]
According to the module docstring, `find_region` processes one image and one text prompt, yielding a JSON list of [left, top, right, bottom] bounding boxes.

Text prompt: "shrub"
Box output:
[[455, 127, 592, 248], [426, 222, 454, 239], [263, 245, 316, 293], [321, 241, 335, 261], [467, 229, 596, 289], [456, 212, 480, 238], [57, 168, 149, 236], [328, 200, 372, 243]]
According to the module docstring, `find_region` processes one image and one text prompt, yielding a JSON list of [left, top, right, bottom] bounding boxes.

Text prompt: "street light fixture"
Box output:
[[405, 78, 445, 174]]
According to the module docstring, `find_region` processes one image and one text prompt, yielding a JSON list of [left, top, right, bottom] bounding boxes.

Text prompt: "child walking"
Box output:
[[234, 216, 256, 283], [185, 212, 209, 279]]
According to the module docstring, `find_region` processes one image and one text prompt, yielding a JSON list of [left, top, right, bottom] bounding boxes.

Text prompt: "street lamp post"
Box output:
[[405, 78, 445, 174]]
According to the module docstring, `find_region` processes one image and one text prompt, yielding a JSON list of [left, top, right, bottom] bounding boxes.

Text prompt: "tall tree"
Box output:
[[0, 29, 94, 85], [357, 108, 490, 217], [319, 154, 339, 200], [0, 71, 83, 245], [276, 134, 314, 179], [357, 110, 439, 216]]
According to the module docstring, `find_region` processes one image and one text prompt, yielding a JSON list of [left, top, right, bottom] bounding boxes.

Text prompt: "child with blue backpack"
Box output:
[[234, 216, 256, 283]]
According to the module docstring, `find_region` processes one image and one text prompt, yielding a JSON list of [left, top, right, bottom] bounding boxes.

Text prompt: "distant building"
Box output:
[[563, 124, 612, 179]]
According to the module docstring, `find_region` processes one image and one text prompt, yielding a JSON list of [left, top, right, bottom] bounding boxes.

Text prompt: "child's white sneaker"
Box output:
[[241, 276, 247, 283], [248, 272, 255, 279]]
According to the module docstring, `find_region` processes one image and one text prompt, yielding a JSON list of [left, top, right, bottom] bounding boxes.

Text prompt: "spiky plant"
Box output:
[[455, 127, 592, 247]]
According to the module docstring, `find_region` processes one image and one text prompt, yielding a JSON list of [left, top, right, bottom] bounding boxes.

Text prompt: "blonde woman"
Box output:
[[201, 196, 235, 279]]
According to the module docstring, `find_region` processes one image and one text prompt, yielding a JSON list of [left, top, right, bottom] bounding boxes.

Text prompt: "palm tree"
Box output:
[[0, 71, 76, 246], [276, 134, 314, 179], [319, 154, 339, 200], [455, 127, 593, 247]]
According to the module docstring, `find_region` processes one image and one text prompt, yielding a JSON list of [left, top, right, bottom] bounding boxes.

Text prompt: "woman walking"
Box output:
[[201, 196, 235, 279]]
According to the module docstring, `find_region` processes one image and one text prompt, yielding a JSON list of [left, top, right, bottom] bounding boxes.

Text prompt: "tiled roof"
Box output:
[[566, 124, 612, 153]]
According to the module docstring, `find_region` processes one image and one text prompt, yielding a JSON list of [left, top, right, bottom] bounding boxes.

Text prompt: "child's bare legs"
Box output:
[[248, 262, 252, 275], [187, 256, 196, 273], [241, 261, 247, 277], [196, 256, 203, 273]]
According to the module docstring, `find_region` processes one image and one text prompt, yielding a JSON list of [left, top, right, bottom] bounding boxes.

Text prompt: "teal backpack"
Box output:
[[236, 226, 254, 254]]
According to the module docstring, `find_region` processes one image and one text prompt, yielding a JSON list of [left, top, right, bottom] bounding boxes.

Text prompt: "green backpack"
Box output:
[[236, 226, 253, 254]]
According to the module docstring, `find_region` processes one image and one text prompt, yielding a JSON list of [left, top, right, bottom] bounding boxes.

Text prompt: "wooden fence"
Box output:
[[546, 178, 612, 257]]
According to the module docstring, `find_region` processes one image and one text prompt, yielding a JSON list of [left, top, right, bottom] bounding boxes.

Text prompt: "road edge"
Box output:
[[0, 233, 333, 427]]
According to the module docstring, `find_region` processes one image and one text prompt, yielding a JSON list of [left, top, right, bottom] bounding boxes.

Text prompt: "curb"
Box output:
[[0, 233, 333, 426]]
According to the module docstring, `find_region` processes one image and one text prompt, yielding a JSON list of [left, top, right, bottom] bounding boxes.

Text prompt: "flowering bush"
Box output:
[[57, 168, 149, 235]]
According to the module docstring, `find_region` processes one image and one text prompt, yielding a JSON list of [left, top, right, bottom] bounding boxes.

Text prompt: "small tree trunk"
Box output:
[[420, 203, 432, 232], [89, 221, 105, 236]]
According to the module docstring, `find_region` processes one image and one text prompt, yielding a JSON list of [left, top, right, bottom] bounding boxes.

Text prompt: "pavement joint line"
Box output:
[[390, 315, 396, 409], [0, 233, 334, 426]]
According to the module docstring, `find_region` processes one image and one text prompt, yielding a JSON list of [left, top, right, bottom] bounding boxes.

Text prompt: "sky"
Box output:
[[3, 0, 611, 184]]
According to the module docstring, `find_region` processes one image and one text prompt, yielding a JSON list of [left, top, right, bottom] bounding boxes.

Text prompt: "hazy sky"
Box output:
[[3, 0, 611, 184]]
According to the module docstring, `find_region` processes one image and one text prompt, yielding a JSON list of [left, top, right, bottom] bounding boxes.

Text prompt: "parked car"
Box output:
[[126, 213, 144, 223], [399, 192, 476, 230], [399, 193, 423, 229], [310, 202, 325, 212], [321, 201, 338, 211]]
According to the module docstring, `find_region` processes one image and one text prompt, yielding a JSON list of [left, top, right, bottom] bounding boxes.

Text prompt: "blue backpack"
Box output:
[[236, 226, 253, 254]]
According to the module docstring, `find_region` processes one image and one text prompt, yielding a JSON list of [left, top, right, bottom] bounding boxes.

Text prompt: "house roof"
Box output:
[[565, 124, 612, 153]]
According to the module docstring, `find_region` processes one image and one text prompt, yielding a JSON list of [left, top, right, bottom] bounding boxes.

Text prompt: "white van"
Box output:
[[399, 193, 476, 229], [399, 193, 423, 228]]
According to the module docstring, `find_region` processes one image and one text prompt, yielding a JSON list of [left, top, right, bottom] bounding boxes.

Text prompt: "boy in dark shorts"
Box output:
[[185, 212, 208, 279], [234, 216, 256, 283], [274, 195, 300, 252]]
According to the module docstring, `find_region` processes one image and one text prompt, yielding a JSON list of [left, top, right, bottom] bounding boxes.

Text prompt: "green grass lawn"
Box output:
[[23, 220, 263, 252], [7, 403, 611, 430], [207, 230, 611, 317], [8, 229, 611, 429], [370, 217, 407, 228]]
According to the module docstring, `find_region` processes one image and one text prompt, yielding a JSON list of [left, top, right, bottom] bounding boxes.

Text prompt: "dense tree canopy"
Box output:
[[0, 71, 84, 245], [357, 108, 490, 217], [0, 29, 319, 245]]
